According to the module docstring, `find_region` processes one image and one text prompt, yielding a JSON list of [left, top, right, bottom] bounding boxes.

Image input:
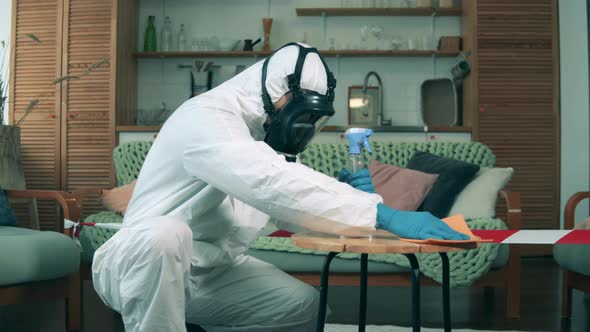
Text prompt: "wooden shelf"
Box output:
[[135, 51, 271, 58], [117, 125, 471, 133], [116, 125, 161, 132], [320, 50, 459, 57], [295, 7, 462, 17], [426, 126, 472, 133], [321, 125, 471, 133], [135, 50, 459, 58]]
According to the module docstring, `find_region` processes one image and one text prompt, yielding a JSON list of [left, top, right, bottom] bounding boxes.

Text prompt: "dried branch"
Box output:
[[15, 98, 41, 126], [52, 75, 80, 84], [0, 40, 8, 124], [2, 32, 108, 126], [24, 34, 42, 44], [14, 58, 110, 126]]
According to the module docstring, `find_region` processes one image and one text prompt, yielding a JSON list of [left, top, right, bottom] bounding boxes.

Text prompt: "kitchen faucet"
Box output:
[[362, 71, 390, 126]]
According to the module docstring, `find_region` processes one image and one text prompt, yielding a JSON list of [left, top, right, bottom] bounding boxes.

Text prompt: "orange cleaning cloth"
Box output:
[[400, 214, 494, 244]]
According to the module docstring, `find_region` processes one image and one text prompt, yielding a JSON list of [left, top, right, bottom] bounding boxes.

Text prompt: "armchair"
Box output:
[[0, 190, 82, 332], [555, 192, 590, 319]]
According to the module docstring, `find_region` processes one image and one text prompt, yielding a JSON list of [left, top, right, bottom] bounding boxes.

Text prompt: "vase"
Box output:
[[262, 17, 273, 52], [0, 125, 27, 190]]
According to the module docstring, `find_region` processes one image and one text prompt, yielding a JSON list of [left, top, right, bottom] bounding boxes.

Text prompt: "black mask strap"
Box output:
[[288, 47, 315, 91]]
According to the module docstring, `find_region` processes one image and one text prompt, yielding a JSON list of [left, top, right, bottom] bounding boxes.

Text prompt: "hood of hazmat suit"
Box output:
[[122, 43, 383, 269]]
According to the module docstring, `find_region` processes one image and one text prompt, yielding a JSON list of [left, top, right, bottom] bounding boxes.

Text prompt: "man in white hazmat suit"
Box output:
[[92, 43, 467, 332]]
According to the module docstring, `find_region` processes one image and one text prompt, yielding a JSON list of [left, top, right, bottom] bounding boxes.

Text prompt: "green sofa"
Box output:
[[79, 140, 522, 318], [554, 192, 590, 319]]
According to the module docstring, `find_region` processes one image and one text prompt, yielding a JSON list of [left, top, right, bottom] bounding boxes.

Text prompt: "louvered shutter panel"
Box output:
[[10, 0, 62, 229], [476, 0, 559, 231], [61, 0, 115, 216]]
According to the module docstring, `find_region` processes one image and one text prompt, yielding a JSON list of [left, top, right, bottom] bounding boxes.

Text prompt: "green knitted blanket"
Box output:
[[81, 212, 507, 287], [249, 217, 507, 287], [111, 141, 495, 186], [81, 211, 122, 250], [299, 141, 495, 178]]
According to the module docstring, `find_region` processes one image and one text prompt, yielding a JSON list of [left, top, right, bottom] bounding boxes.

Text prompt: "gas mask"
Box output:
[[261, 43, 336, 162]]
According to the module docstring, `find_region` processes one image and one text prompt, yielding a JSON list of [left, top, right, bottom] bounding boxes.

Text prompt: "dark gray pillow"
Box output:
[[0, 187, 17, 226], [406, 151, 480, 218]]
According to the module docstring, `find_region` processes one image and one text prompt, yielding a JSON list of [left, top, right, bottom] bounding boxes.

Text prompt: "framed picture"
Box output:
[[348, 86, 379, 126]]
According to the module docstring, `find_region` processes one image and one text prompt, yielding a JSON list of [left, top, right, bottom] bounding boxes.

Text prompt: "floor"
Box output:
[[0, 257, 588, 332]]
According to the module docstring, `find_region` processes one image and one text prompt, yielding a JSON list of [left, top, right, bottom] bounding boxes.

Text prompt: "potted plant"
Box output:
[[0, 35, 108, 190]]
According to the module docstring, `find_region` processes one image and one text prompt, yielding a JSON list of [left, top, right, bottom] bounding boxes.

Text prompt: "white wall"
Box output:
[[559, 0, 590, 227], [137, 0, 461, 127], [0, 0, 11, 124]]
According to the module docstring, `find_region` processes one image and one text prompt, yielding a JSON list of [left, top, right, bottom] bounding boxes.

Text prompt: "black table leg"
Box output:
[[404, 254, 421, 332], [358, 253, 369, 332], [440, 252, 451, 332], [317, 251, 338, 332]]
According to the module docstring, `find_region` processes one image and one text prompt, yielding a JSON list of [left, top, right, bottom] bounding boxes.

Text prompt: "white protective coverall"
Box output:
[[92, 44, 383, 332]]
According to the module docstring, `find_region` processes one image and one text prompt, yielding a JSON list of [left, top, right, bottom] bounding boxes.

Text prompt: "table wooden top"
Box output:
[[292, 230, 479, 254]]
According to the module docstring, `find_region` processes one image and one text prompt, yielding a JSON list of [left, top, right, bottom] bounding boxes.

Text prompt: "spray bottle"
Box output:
[[344, 128, 374, 174]]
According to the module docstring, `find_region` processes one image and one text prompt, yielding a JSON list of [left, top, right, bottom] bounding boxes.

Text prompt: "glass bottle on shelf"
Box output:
[[301, 31, 308, 44], [360, 24, 369, 50], [160, 16, 173, 52], [143, 15, 157, 52], [177, 24, 187, 51]]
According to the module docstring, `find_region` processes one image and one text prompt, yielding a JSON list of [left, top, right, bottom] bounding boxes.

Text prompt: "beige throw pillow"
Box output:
[[448, 167, 513, 219], [369, 159, 439, 211], [575, 217, 590, 230], [100, 180, 136, 215]]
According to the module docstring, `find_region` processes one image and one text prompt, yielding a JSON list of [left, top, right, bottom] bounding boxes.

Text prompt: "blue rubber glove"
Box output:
[[338, 169, 351, 183], [338, 169, 376, 194], [376, 203, 469, 240]]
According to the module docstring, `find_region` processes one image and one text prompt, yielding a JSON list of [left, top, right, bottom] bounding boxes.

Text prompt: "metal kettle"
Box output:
[[243, 38, 262, 51]]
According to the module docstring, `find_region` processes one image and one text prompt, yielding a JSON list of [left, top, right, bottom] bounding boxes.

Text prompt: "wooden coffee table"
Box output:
[[292, 231, 479, 332]]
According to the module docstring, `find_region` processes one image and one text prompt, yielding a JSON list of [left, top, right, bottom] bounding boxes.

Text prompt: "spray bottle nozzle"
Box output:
[[363, 136, 373, 153], [344, 128, 374, 155]]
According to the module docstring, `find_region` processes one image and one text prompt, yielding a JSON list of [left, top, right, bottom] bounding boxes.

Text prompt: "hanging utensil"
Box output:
[[202, 61, 214, 72], [193, 60, 204, 72]]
